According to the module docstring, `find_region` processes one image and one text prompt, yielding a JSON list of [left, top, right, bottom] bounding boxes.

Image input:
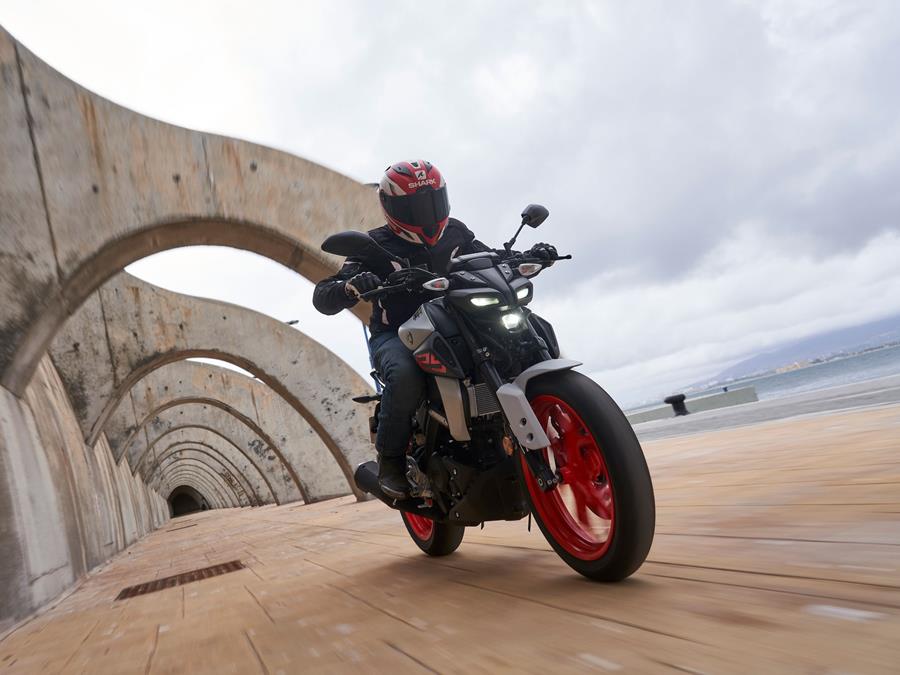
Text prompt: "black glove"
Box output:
[[528, 242, 557, 261], [345, 271, 381, 299]]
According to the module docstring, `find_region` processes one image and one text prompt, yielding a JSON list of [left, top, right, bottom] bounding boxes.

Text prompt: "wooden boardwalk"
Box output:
[[2, 405, 899, 673]]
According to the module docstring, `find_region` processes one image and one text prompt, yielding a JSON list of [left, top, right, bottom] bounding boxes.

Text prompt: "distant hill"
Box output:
[[714, 313, 900, 382]]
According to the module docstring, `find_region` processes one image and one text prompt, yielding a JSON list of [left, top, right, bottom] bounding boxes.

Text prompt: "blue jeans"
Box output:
[[369, 331, 426, 458]]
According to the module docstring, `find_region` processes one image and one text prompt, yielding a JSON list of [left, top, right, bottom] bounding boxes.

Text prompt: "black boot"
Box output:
[[378, 455, 409, 500]]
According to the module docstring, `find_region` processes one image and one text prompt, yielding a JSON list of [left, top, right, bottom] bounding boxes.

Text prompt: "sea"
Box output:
[[690, 343, 900, 402]]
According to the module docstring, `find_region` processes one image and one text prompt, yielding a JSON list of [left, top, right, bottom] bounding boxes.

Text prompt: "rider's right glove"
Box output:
[[527, 242, 558, 264], [345, 271, 381, 299]]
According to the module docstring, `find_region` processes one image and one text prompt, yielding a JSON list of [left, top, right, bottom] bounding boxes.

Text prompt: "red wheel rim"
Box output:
[[522, 395, 615, 560], [403, 511, 434, 541]]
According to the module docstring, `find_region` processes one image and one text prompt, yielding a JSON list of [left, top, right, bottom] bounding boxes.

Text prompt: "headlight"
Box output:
[[501, 312, 523, 329], [470, 296, 500, 307], [516, 287, 530, 300]]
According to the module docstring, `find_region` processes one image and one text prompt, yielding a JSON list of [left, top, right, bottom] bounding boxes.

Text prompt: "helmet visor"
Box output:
[[381, 186, 450, 232]]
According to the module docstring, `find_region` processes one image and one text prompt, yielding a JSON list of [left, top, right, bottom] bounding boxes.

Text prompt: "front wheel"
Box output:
[[401, 511, 465, 556], [518, 370, 655, 580]]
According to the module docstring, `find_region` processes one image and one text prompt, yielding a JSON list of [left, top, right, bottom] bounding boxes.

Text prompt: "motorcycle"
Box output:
[[322, 205, 655, 580]]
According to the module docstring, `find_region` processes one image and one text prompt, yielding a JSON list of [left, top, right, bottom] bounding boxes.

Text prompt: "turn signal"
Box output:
[[422, 277, 450, 291]]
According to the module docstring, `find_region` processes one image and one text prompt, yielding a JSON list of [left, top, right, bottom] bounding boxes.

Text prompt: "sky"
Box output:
[[3, 0, 900, 407]]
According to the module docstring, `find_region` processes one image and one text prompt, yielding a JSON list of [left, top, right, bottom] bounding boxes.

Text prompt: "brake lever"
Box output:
[[359, 286, 387, 301], [359, 283, 408, 301]]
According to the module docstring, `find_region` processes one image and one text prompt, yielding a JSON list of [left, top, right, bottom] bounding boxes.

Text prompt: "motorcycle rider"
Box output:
[[313, 160, 555, 499]]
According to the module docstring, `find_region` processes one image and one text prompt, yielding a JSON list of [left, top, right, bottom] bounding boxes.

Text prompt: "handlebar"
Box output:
[[357, 252, 571, 301], [359, 284, 406, 301]]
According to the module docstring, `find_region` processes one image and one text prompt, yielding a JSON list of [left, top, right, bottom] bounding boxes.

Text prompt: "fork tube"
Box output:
[[452, 308, 505, 391]]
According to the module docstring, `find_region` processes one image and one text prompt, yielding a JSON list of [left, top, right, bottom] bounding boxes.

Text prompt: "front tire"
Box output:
[[401, 511, 465, 556], [518, 370, 655, 580]]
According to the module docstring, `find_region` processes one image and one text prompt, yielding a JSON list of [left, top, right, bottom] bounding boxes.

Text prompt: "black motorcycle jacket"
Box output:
[[313, 218, 494, 334]]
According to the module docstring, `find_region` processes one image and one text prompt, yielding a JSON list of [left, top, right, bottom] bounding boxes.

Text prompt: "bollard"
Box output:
[[664, 393, 690, 416]]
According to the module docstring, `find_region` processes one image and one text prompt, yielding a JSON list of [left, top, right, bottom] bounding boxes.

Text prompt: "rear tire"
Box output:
[[518, 370, 655, 581], [401, 511, 465, 556]]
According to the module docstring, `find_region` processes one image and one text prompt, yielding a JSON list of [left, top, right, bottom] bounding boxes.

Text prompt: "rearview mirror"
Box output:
[[521, 204, 549, 228], [321, 231, 375, 257], [322, 231, 405, 266]]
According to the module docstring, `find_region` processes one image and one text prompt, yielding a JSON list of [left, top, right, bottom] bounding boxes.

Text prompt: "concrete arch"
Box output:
[[122, 404, 302, 504], [162, 472, 230, 509], [121, 397, 306, 500], [154, 458, 247, 507], [108, 360, 349, 501], [148, 443, 264, 506], [148, 448, 259, 506], [157, 462, 238, 508], [51, 274, 374, 499], [139, 429, 276, 504], [1, 26, 380, 394]]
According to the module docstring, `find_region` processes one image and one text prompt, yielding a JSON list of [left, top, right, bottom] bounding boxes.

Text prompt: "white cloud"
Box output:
[[536, 230, 900, 405]]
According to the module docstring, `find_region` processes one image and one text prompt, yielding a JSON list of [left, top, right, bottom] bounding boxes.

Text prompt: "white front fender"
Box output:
[[495, 359, 582, 450]]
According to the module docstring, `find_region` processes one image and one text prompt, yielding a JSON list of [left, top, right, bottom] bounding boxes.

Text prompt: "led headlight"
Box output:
[[501, 312, 523, 329], [470, 296, 500, 307], [516, 287, 530, 300]]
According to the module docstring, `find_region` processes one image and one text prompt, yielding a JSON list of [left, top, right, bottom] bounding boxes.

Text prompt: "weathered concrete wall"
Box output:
[[0, 25, 379, 396], [51, 273, 374, 498], [0, 356, 167, 634]]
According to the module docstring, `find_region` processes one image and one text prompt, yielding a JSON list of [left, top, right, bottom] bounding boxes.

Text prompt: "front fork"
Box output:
[[520, 442, 560, 491], [452, 309, 568, 493]]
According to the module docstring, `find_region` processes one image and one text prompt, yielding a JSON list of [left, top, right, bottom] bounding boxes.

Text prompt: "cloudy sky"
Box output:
[[3, 0, 900, 406]]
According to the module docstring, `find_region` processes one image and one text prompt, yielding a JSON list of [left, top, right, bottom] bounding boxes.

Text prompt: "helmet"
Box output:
[[378, 160, 450, 246]]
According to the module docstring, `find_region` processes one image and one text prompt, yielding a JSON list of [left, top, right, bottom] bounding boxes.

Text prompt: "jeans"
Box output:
[[369, 331, 426, 458]]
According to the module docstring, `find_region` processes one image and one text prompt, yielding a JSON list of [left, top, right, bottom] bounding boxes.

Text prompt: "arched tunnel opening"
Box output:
[[168, 486, 209, 517]]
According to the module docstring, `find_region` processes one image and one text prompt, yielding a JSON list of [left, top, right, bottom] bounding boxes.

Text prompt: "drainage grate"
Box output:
[[115, 560, 244, 600]]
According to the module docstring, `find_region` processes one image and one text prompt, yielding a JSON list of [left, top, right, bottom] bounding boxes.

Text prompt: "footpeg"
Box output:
[[406, 456, 434, 499]]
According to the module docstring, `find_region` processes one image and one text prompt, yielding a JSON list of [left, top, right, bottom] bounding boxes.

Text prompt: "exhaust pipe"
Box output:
[[353, 461, 444, 520], [354, 461, 390, 503]]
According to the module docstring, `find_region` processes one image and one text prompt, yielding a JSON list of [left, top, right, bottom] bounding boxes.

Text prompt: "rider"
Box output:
[[313, 160, 555, 499]]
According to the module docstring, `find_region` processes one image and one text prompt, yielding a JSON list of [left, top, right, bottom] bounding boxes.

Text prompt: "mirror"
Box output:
[[321, 231, 375, 257], [321, 231, 405, 266], [521, 204, 549, 228]]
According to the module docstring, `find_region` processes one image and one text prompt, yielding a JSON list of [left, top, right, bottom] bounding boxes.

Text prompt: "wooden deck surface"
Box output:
[[2, 405, 899, 673]]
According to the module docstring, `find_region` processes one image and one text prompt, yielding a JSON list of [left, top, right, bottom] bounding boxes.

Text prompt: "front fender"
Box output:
[[495, 359, 582, 449]]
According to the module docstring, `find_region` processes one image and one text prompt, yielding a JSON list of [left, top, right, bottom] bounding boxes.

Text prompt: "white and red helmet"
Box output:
[[378, 160, 450, 246]]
